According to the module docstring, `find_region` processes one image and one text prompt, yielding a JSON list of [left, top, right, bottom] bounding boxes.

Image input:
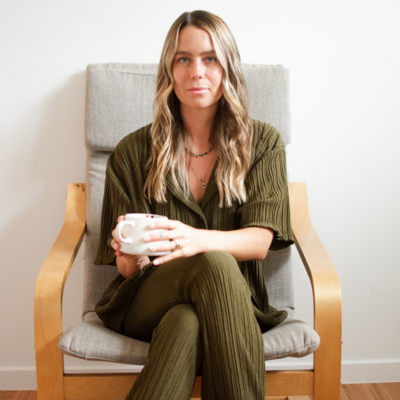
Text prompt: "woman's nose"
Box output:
[[190, 59, 204, 79]]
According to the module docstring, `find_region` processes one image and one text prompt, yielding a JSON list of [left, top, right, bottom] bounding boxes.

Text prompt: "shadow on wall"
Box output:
[[0, 71, 87, 365]]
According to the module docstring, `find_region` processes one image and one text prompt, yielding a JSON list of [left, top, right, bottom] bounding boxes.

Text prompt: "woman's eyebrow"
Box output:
[[175, 50, 216, 56]]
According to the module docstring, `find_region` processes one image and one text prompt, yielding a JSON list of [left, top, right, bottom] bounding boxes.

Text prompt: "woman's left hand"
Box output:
[[144, 219, 208, 265]]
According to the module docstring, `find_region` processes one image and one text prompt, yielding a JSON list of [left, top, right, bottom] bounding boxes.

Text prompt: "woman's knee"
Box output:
[[193, 250, 242, 282], [154, 303, 200, 340]]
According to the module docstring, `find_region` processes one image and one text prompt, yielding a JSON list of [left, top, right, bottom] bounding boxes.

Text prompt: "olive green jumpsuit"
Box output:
[[94, 120, 294, 399]]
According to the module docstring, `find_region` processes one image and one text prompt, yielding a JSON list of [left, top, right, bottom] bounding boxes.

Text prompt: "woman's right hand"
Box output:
[[111, 216, 150, 278]]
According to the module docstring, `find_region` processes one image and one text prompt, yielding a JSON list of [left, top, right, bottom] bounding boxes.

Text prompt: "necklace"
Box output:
[[186, 151, 213, 189], [185, 146, 213, 158]]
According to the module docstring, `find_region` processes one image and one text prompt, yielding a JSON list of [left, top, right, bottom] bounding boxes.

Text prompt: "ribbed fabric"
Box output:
[[97, 251, 265, 400], [94, 120, 294, 333], [94, 120, 295, 398]]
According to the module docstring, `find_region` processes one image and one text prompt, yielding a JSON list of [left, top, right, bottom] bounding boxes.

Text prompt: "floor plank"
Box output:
[[341, 383, 400, 400], [343, 383, 380, 400], [341, 385, 351, 400], [375, 383, 400, 400], [0, 392, 14, 400], [1, 383, 400, 400], [367, 383, 393, 400], [11, 392, 37, 400]]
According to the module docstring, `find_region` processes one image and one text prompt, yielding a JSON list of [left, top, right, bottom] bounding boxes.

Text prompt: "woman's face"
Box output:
[[172, 26, 224, 115]]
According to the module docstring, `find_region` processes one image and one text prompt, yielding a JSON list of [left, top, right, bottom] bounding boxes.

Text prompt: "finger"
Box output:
[[153, 250, 183, 265], [112, 217, 125, 241], [144, 226, 184, 243], [110, 239, 120, 251], [144, 230, 175, 243], [148, 219, 179, 230], [171, 239, 180, 251], [112, 227, 123, 242], [152, 240, 184, 265], [149, 240, 177, 253]]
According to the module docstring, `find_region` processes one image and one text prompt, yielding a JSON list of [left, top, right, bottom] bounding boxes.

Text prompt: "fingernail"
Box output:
[[144, 236, 150, 242], [153, 259, 159, 265], [149, 223, 155, 229], [149, 246, 157, 251]]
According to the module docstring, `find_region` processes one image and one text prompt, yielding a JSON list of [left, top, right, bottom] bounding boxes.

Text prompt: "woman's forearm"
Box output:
[[201, 227, 274, 262], [146, 220, 274, 266]]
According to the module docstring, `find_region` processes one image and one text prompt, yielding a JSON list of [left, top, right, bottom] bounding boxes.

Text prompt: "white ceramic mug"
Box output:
[[115, 213, 171, 256]]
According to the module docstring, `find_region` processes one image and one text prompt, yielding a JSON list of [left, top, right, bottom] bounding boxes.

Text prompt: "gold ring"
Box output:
[[172, 240, 180, 250]]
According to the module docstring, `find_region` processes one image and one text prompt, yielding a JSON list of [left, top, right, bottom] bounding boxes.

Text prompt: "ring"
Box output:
[[172, 240, 181, 250]]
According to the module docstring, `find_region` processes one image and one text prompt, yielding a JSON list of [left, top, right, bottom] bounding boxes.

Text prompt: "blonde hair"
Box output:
[[144, 10, 253, 207]]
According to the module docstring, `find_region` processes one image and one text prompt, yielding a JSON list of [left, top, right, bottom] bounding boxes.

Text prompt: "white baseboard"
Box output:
[[341, 359, 400, 384], [265, 359, 400, 383], [0, 364, 143, 390], [0, 367, 37, 390], [1, 360, 399, 390]]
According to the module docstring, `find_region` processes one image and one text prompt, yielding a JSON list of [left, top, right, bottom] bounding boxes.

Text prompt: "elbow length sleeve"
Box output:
[[238, 134, 294, 250]]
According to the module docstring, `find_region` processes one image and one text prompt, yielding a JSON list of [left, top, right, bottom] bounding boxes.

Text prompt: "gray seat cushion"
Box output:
[[262, 316, 320, 360], [58, 313, 319, 364], [59, 317, 149, 365]]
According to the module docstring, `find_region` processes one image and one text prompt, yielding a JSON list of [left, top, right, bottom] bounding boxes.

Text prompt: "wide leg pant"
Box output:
[[121, 250, 265, 400]]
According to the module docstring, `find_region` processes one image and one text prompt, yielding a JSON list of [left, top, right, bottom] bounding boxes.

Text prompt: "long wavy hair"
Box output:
[[144, 10, 253, 207]]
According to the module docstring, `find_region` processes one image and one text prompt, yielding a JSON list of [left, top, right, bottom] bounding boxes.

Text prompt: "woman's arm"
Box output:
[[203, 226, 274, 261], [144, 219, 274, 266], [112, 217, 273, 274]]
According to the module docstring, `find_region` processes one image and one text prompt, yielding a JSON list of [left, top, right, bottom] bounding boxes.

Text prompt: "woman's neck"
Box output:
[[180, 106, 216, 151]]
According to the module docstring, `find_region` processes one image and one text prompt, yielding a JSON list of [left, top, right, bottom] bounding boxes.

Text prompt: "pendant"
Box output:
[[198, 178, 206, 189]]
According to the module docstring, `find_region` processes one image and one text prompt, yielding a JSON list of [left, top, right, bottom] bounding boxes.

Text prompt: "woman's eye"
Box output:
[[206, 57, 217, 62], [178, 57, 189, 63]]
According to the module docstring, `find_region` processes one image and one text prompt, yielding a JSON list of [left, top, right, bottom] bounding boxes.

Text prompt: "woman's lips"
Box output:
[[188, 87, 208, 94]]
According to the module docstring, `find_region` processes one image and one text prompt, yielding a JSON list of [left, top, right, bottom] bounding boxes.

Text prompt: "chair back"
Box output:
[[83, 63, 294, 321]]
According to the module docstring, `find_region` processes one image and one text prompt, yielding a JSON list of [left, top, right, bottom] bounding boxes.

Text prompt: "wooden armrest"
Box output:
[[34, 183, 86, 398], [288, 182, 342, 397]]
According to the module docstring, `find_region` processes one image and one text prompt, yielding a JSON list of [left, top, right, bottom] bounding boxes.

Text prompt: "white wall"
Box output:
[[1, 0, 399, 389]]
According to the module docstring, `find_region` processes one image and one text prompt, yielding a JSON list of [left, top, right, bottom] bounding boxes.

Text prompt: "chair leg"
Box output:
[[313, 340, 341, 400], [35, 337, 64, 400]]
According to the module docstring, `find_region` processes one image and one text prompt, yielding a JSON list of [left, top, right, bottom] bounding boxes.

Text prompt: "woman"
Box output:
[[94, 10, 294, 400]]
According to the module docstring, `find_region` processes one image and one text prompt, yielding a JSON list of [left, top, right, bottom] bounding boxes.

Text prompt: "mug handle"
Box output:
[[115, 220, 136, 244]]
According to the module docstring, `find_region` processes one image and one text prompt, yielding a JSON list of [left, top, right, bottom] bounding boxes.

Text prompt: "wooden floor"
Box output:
[[1, 383, 400, 400], [0, 393, 36, 400]]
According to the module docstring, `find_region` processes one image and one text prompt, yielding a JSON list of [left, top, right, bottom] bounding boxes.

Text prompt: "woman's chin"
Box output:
[[180, 100, 219, 113]]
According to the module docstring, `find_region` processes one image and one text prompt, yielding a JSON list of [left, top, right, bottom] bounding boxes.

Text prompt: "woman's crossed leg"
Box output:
[[123, 251, 265, 400]]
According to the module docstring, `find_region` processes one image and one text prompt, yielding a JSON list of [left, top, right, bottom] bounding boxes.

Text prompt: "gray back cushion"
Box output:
[[83, 63, 294, 321]]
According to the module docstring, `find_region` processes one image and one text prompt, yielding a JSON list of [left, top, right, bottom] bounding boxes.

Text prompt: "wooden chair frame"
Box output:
[[34, 182, 342, 400]]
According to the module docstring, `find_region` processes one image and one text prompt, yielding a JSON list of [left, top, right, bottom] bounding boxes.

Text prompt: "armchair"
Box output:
[[34, 63, 342, 400]]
